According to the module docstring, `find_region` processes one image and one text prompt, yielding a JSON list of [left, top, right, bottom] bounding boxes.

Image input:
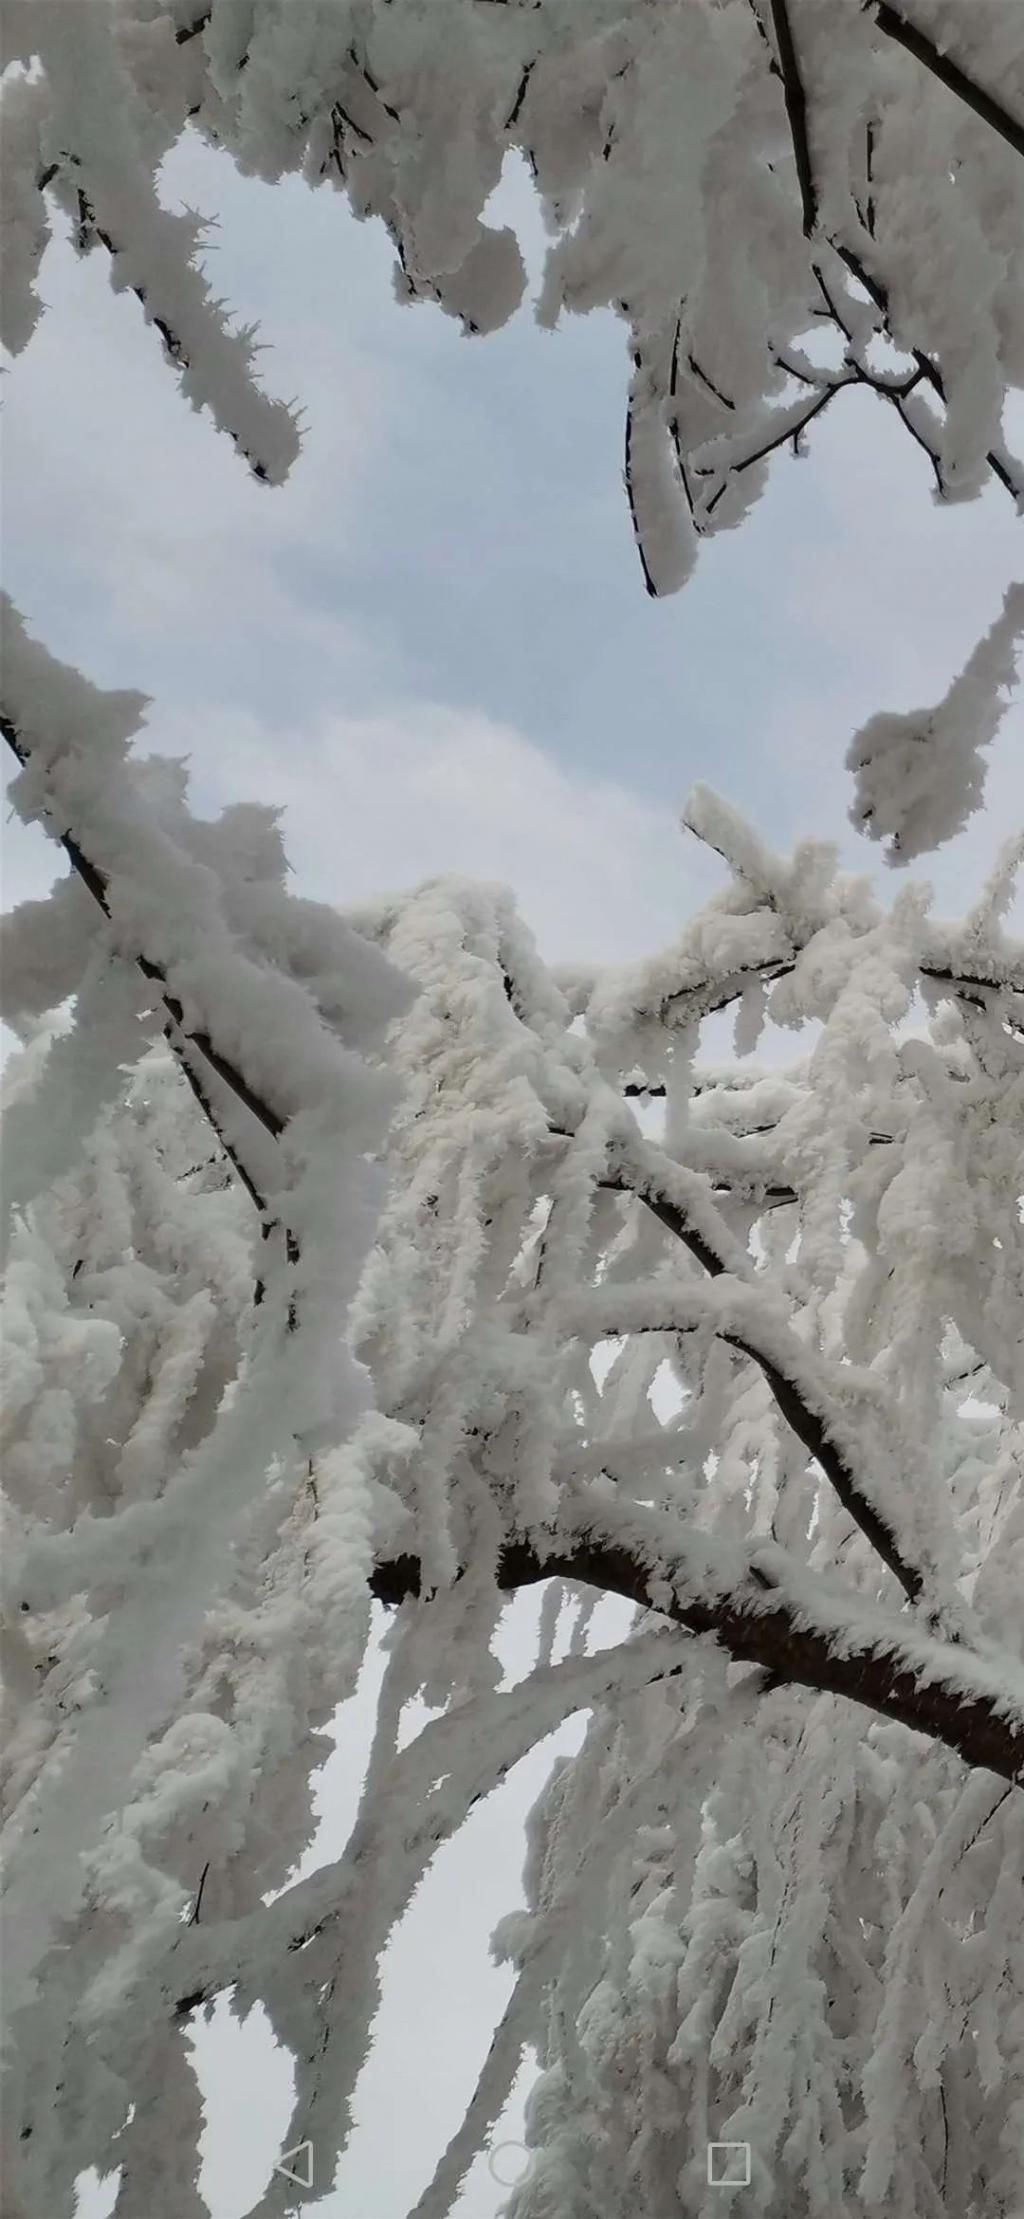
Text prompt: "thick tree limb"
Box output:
[[168, 1529, 1021, 2017], [369, 1533, 1024, 1786]]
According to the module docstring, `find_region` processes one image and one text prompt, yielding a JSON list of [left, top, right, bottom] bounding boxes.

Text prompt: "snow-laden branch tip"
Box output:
[[847, 582, 1024, 861]]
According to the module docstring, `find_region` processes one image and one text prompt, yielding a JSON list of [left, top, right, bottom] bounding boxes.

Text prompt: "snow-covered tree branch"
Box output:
[[3, 0, 1023, 594]]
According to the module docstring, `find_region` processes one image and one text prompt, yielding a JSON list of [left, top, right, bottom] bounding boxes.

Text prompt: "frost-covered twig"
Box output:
[[593, 1142, 925, 1599]]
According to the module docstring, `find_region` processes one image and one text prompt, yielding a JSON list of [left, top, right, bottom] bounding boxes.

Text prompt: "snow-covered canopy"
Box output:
[[3, 5, 1024, 2212], [3, 0, 1023, 590], [3, 597, 1024, 2217]]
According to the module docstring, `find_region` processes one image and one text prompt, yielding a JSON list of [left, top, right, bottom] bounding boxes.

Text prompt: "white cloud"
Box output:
[[154, 695, 713, 965], [782, 390, 1024, 698], [2, 183, 385, 671]]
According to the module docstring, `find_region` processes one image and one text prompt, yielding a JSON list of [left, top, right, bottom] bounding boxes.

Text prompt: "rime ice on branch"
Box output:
[[3, 595, 1023, 2215], [3, 0, 1024, 584]]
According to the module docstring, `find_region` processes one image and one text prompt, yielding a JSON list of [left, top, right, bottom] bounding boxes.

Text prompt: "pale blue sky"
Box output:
[[4, 121, 1022, 2219], [5, 139, 1022, 947]]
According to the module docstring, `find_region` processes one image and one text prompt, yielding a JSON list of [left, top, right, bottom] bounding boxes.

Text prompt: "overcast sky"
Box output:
[[3, 124, 1022, 2219]]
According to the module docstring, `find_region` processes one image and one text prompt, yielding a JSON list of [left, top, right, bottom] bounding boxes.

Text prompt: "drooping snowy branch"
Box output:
[[0, 599, 410, 2149], [847, 581, 1024, 861]]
